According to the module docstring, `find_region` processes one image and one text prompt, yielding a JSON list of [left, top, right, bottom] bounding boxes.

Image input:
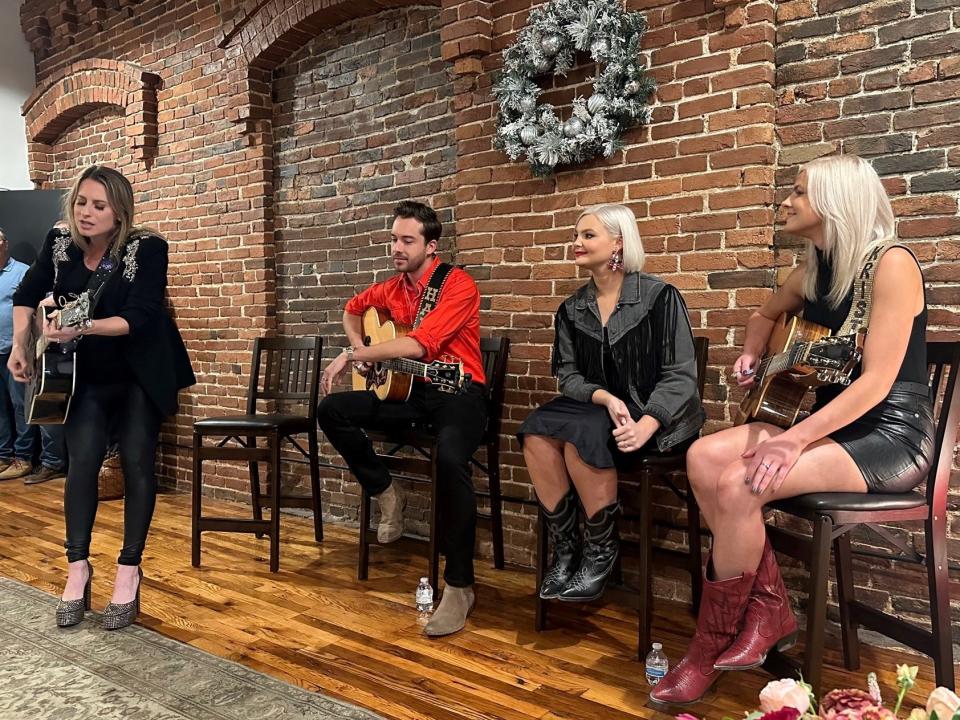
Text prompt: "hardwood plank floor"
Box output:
[[0, 479, 952, 720]]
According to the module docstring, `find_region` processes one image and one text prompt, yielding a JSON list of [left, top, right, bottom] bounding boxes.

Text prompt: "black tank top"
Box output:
[[803, 248, 927, 404]]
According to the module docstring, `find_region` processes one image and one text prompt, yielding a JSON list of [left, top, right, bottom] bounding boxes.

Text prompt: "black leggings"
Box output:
[[64, 382, 162, 565]]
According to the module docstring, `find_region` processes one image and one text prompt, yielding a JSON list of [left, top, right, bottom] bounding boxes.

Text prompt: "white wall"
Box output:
[[0, 1, 34, 190]]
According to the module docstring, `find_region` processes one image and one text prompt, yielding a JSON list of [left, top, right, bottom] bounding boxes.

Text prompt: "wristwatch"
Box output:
[[79, 318, 94, 335], [344, 346, 354, 360]]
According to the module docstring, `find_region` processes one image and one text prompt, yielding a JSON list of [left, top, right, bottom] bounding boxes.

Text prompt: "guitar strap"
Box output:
[[82, 251, 125, 315], [413, 262, 455, 329], [837, 240, 901, 337]]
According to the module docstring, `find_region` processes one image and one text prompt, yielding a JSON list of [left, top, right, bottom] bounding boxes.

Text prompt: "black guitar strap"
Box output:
[[82, 252, 124, 314], [413, 262, 454, 329]]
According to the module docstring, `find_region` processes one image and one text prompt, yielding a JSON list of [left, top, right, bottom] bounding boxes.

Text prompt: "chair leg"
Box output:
[[488, 444, 505, 570], [686, 485, 703, 615], [248, 435, 264, 539], [801, 514, 832, 697], [637, 468, 653, 661], [428, 450, 441, 594], [358, 488, 371, 581], [926, 513, 955, 690], [268, 431, 281, 573], [191, 431, 202, 568], [535, 507, 548, 631], [308, 428, 323, 542], [833, 530, 861, 670]]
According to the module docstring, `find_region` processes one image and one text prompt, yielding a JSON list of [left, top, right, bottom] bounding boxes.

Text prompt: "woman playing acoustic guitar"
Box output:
[[8, 165, 194, 631], [651, 155, 934, 706]]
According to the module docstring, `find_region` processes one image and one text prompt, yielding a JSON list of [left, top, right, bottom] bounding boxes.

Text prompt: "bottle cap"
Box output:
[[420, 577, 429, 583], [652, 642, 662, 650]]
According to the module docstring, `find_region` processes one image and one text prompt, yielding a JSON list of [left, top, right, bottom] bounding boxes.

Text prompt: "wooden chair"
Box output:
[[192, 336, 324, 573], [764, 340, 959, 695], [357, 336, 510, 591], [535, 336, 709, 660]]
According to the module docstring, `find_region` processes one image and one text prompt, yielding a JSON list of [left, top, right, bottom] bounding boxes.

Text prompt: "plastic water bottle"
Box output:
[[415, 577, 434, 624], [645, 642, 668, 686]]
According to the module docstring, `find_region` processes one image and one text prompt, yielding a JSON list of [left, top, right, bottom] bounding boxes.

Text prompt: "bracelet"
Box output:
[[79, 318, 94, 335]]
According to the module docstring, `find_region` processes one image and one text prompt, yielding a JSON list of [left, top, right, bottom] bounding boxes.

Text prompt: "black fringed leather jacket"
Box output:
[[552, 272, 705, 451]]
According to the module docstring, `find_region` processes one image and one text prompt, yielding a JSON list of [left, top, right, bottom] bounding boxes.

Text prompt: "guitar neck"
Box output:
[[381, 357, 431, 378], [757, 341, 808, 379]]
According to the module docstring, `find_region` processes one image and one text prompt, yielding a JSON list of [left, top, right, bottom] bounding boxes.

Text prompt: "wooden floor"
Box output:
[[0, 479, 952, 720]]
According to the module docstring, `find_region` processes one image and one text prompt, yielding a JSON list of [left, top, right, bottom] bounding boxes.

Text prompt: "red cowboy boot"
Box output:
[[714, 536, 798, 670], [649, 560, 755, 707]]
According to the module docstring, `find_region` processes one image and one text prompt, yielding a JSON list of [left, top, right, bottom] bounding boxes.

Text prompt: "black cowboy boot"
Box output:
[[557, 501, 620, 602], [539, 489, 581, 599]]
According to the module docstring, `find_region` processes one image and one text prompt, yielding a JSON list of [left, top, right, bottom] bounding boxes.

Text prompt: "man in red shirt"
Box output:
[[318, 201, 487, 637]]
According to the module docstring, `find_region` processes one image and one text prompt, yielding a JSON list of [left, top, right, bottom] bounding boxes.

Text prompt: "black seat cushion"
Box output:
[[771, 491, 927, 515], [194, 414, 311, 434]]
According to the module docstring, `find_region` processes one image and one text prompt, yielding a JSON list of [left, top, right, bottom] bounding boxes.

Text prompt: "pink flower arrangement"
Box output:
[[675, 665, 960, 720]]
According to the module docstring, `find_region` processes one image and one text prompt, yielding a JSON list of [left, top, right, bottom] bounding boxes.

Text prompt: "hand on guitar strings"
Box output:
[[731, 353, 759, 387], [740, 432, 804, 496], [42, 311, 81, 344]]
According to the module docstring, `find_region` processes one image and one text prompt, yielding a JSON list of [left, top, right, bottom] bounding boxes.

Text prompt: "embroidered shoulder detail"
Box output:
[[52, 231, 71, 286], [122, 237, 141, 282]]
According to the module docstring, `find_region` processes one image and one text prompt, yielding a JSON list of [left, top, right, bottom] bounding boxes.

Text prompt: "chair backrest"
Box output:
[[692, 335, 709, 400], [480, 336, 511, 444], [923, 341, 960, 509], [246, 336, 324, 418]]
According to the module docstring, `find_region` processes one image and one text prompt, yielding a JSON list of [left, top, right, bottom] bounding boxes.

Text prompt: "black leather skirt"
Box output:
[[817, 381, 934, 493]]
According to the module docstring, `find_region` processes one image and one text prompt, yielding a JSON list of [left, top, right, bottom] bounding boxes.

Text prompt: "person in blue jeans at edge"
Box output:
[[0, 227, 36, 481]]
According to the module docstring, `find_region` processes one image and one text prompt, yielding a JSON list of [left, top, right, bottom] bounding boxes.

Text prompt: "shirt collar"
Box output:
[[0, 257, 13, 273], [403, 255, 441, 292]]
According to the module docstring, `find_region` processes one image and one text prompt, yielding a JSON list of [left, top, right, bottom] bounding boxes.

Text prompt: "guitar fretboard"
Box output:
[[382, 358, 430, 377], [756, 341, 809, 381]]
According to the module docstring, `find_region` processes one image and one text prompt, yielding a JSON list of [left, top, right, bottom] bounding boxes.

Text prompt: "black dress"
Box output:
[[805, 248, 933, 493]]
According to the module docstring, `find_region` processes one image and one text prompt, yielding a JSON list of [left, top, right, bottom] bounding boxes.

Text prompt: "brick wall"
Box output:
[[18, 0, 958, 638]]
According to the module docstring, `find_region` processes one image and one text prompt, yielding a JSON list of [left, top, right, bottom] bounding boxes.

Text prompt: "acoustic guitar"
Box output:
[[735, 313, 863, 428], [351, 307, 469, 401], [24, 295, 91, 424]]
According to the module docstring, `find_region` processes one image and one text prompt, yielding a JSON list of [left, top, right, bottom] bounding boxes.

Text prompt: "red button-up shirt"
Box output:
[[345, 256, 486, 386]]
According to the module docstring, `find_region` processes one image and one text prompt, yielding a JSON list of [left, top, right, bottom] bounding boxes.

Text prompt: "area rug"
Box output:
[[0, 577, 384, 720]]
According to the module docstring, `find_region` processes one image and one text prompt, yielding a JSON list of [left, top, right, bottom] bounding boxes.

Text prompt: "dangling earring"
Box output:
[[608, 249, 623, 272]]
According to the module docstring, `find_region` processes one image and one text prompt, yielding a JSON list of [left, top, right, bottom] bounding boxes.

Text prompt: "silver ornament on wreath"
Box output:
[[587, 94, 608, 115], [625, 80, 641, 96], [519, 95, 537, 113], [520, 125, 541, 145], [539, 33, 562, 57], [562, 117, 585, 138], [533, 57, 552, 74]]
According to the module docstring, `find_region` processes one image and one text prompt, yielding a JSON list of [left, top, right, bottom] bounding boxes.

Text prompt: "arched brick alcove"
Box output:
[[21, 59, 160, 187]]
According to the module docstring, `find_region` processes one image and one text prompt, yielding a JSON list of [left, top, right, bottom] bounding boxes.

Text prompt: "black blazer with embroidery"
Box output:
[[14, 228, 196, 417]]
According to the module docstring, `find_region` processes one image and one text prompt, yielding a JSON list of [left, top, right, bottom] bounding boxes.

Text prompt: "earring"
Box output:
[[608, 249, 623, 272]]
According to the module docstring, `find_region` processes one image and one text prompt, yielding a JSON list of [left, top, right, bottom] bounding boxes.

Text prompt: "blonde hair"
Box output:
[[799, 155, 895, 309], [577, 204, 645, 273], [64, 165, 153, 259]]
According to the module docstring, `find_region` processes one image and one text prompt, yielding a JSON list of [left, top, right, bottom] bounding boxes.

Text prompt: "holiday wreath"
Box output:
[[493, 0, 656, 176]]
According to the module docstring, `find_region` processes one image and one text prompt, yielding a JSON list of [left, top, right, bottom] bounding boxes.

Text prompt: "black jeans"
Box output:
[[317, 383, 487, 587], [64, 382, 162, 565]]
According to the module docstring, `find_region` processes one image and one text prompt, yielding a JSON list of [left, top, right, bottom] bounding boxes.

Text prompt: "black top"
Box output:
[[14, 228, 196, 417], [804, 247, 927, 405]]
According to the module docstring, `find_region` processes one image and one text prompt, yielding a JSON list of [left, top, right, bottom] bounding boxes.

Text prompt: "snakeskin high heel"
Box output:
[[102, 567, 142, 631], [56, 560, 93, 628]]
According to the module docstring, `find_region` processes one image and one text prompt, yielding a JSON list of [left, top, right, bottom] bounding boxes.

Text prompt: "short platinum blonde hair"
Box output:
[[576, 204, 645, 273], [800, 155, 895, 309]]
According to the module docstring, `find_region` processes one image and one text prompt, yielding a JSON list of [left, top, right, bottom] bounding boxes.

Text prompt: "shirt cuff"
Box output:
[[642, 402, 672, 429]]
